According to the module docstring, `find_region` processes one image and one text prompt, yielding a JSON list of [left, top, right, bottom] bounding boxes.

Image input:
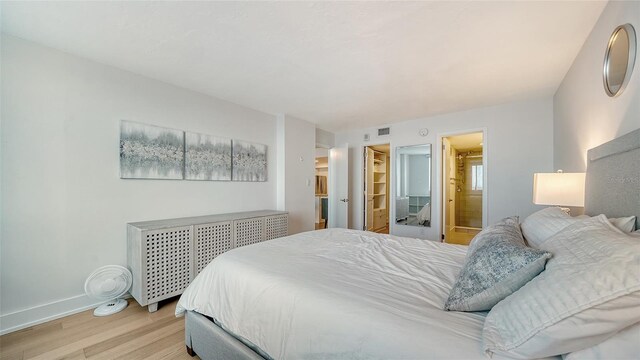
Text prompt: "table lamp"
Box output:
[[533, 171, 586, 214]]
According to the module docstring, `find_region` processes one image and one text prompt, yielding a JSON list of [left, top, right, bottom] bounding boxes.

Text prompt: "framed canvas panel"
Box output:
[[185, 132, 232, 181], [119, 120, 184, 180], [232, 140, 267, 182]]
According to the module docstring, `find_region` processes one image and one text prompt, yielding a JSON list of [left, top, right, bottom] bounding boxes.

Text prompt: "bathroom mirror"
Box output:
[[395, 144, 431, 227], [603, 23, 636, 97]]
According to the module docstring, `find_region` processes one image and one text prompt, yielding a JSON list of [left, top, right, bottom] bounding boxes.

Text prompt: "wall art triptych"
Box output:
[[119, 120, 267, 182]]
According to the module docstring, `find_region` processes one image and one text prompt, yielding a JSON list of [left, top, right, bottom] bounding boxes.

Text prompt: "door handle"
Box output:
[[340, 198, 349, 203], [449, 199, 453, 202]]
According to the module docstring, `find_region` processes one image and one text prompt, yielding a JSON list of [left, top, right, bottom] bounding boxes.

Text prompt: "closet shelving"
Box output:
[[366, 146, 390, 233], [372, 151, 387, 213], [315, 156, 329, 229]]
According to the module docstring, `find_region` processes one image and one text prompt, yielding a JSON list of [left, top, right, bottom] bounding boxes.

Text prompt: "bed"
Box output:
[[176, 128, 640, 360], [417, 202, 431, 225]]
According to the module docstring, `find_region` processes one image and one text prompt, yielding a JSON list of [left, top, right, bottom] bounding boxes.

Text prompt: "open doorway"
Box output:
[[363, 144, 390, 234], [315, 148, 329, 229], [441, 132, 485, 245]]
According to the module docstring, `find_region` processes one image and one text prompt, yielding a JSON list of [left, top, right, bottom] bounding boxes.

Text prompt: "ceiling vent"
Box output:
[[378, 127, 390, 136]]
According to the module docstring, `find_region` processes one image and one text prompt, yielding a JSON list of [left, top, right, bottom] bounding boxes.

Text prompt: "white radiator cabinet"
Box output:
[[127, 210, 288, 312]]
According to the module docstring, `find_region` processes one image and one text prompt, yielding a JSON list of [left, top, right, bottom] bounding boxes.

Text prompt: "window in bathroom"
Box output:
[[471, 165, 483, 191]]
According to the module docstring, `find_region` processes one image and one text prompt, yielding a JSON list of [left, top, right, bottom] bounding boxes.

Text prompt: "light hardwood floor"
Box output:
[[0, 298, 198, 360], [445, 228, 481, 245], [374, 225, 389, 234]]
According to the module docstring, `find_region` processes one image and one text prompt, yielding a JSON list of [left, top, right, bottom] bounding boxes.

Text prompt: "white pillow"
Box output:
[[482, 215, 640, 359], [580, 215, 637, 233], [563, 322, 640, 360], [520, 207, 579, 248], [608, 216, 637, 233], [521, 208, 638, 248]]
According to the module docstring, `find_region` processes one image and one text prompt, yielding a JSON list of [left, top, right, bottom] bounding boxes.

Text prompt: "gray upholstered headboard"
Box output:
[[585, 128, 640, 229]]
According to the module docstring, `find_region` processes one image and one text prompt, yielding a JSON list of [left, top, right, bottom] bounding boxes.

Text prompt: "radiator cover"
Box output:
[[127, 210, 288, 311]]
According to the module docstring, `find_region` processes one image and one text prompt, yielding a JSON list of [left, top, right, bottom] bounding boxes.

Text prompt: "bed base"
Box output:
[[185, 310, 265, 360]]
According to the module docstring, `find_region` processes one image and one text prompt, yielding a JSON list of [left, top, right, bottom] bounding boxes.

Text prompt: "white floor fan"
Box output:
[[84, 265, 133, 316]]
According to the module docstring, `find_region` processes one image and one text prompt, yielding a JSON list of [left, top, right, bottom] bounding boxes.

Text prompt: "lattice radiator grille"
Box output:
[[194, 222, 232, 275], [265, 214, 288, 240], [145, 226, 192, 303], [128, 211, 287, 312], [234, 218, 264, 247]]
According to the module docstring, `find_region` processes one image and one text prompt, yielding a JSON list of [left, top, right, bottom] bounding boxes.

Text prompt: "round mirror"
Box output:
[[603, 24, 636, 97]]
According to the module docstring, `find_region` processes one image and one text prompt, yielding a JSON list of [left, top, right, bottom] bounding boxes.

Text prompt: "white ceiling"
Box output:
[[1, 1, 606, 132]]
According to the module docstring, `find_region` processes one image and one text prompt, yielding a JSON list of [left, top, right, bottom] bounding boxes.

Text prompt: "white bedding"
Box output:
[[417, 203, 431, 224], [176, 229, 556, 359]]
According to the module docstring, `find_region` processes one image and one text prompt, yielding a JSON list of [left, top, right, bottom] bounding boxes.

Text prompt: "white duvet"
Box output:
[[176, 229, 554, 359]]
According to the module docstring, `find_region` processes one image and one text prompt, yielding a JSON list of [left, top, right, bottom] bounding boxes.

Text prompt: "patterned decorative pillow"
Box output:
[[444, 216, 552, 312]]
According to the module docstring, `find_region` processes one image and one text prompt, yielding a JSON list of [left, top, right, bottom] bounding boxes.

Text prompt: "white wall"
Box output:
[[315, 128, 335, 148], [0, 35, 280, 333], [554, 1, 640, 171], [335, 98, 554, 240], [315, 148, 329, 157], [276, 114, 316, 235]]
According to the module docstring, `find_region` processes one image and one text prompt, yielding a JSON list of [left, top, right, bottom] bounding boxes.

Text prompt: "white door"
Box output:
[[442, 138, 453, 240], [328, 145, 349, 228], [448, 146, 457, 232]]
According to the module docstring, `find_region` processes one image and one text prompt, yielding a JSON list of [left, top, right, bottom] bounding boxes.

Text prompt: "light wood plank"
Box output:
[[24, 316, 154, 360], [83, 316, 177, 358], [10, 299, 142, 355], [0, 322, 62, 355], [56, 349, 86, 360], [0, 350, 23, 360], [117, 329, 183, 360], [22, 310, 152, 359], [0, 298, 199, 360], [142, 341, 190, 360], [87, 320, 183, 360]]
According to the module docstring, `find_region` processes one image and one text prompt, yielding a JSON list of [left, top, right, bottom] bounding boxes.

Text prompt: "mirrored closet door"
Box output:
[[395, 144, 432, 228]]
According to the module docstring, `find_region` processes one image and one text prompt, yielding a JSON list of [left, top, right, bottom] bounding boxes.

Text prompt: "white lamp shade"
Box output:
[[533, 172, 586, 207]]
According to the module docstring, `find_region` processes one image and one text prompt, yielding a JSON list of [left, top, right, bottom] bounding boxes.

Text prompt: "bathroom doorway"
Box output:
[[441, 131, 485, 245]]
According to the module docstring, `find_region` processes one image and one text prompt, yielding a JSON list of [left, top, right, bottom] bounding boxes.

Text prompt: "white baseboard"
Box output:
[[0, 294, 104, 335]]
